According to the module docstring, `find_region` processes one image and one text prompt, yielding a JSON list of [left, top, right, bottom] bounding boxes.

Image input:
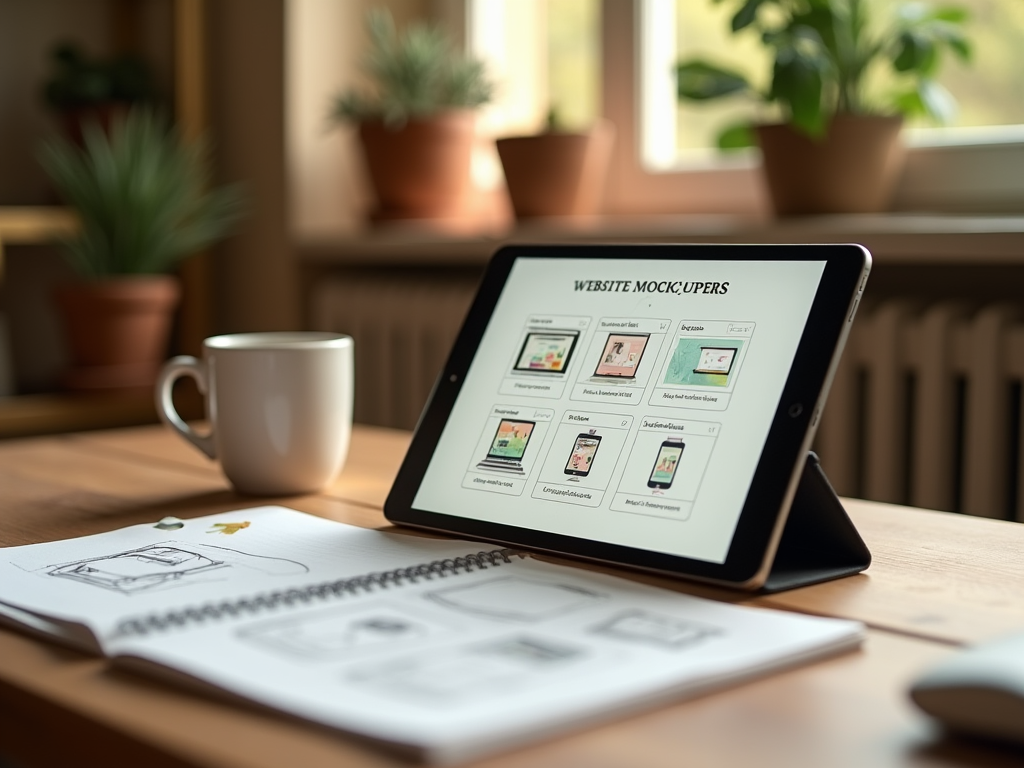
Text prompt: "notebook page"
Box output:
[[0, 506, 494, 649], [108, 556, 863, 763]]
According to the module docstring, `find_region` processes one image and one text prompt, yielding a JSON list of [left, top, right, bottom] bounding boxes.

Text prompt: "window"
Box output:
[[628, 0, 1024, 213], [653, 0, 1024, 163], [602, 0, 764, 214], [468, 0, 599, 135], [468, 0, 1024, 215]]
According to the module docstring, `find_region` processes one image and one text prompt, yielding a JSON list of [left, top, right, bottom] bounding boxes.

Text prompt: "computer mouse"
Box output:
[[910, 631, 1024, 745]]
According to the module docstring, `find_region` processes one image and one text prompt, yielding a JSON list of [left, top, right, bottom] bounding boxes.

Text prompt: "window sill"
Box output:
[[297, 212, 1024, 268]]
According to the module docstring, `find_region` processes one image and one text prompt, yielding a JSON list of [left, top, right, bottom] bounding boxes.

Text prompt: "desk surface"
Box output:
[[2, 424, 1024, 767]]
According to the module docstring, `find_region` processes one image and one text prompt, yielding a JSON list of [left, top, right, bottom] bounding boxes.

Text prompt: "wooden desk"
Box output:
[[2, 425, 1024, 767]]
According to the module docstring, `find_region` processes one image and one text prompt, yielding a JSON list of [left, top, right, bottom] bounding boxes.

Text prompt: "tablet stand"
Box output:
[[759, 452, 871, 594]]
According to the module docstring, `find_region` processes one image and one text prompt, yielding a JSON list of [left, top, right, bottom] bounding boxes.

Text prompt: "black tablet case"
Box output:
[[759, 452, 871, 593]]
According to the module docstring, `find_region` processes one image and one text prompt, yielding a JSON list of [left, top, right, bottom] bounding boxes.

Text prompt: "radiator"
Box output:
[[311, 272, 479, 430], [314, 275, 1024, 521], [816, 300, 1024, 521]]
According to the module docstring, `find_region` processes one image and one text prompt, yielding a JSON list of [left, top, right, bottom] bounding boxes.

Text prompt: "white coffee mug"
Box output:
[[156, 332, 353, 495]]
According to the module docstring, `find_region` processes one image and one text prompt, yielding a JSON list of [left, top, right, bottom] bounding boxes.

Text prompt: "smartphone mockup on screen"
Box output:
[[648, 440, 685, 489], [564, 434, 601, 477]]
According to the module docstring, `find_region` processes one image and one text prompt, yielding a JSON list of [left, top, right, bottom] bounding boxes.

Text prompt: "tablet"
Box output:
[[592, 333, 649, 379], [385, 244, 870, 589], [513, 331, 578, 374], [475, 419, 536, 474]]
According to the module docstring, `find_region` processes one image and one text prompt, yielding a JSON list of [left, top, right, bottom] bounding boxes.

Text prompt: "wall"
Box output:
[[0, 0, 174, 204], [285, 0, 443, 239], [208, 0, 298, 334]]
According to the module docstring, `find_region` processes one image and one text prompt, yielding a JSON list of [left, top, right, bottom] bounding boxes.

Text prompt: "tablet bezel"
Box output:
[[384, 243, 869, 589]]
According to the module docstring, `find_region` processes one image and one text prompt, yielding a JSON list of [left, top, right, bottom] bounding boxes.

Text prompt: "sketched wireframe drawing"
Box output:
[[348, 635, 587, 703], [591, 609, 721, 649], [237, 603, 448, 660], [425, 577, 606, 622], [44, 542, 308, 595]]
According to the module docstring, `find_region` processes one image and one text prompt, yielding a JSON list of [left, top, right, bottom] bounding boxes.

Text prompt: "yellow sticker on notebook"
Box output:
[[208, 522, 250, 535]]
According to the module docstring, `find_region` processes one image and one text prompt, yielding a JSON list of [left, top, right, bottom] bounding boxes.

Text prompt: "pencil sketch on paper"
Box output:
[[348, 635, 587, 704], [590, 609, 721, 649], [425, 576, 606, 622], [237, 602, 449, 660], [43, 542, 308, 595]]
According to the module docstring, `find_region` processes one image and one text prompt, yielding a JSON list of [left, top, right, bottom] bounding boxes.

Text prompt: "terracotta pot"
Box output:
[[755, 115, 905, 216], [53, 275, 181, 393], [358, 112, 476, 222], [496, 122, 614, 218]]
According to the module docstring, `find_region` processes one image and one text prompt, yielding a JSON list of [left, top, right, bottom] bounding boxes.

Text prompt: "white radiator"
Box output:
[[312, 272, 479, 430], [816, 300, 1024, 520]]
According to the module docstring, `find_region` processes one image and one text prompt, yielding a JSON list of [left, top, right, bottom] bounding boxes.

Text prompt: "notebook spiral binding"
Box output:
[[115, 547, 520, 638]]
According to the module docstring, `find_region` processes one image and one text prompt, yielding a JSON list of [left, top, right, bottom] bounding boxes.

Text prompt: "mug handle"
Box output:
[[155, 355, 216, 459]]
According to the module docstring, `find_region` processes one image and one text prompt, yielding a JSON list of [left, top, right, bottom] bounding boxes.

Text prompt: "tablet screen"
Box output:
[[408, 254, 831, 567], [391, 246, 869, 586]]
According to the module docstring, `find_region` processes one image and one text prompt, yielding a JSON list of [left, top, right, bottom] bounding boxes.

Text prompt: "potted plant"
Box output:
[[38, 107, 243, 393], [330, 9, 493, 223], [675, 0, 971, 215], [496, 109, 614, 220], [43, 42, 157, 146]]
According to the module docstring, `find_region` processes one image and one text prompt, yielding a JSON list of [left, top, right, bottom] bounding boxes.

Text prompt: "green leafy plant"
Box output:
[[43, 42, 156, 110], [38, 107, 244, 279], [331, 8, 493, 127], [675, 0, 972, 147]]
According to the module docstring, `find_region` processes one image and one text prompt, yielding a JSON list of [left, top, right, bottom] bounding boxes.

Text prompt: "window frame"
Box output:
[[600, 0, 766, 215]]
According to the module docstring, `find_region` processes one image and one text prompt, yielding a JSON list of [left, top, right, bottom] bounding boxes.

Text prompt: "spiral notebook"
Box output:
[[0, 507, 863, 763]]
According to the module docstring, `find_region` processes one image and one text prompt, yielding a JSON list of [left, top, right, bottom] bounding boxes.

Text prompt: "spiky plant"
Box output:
[[331, 8, 493, 128], [38, 107, 244, 279]]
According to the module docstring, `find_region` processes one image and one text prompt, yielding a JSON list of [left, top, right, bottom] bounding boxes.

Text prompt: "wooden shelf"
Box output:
[[0, 207, 78, 245], [0, 392, 158, 440], [0, 207, 79, 279]]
